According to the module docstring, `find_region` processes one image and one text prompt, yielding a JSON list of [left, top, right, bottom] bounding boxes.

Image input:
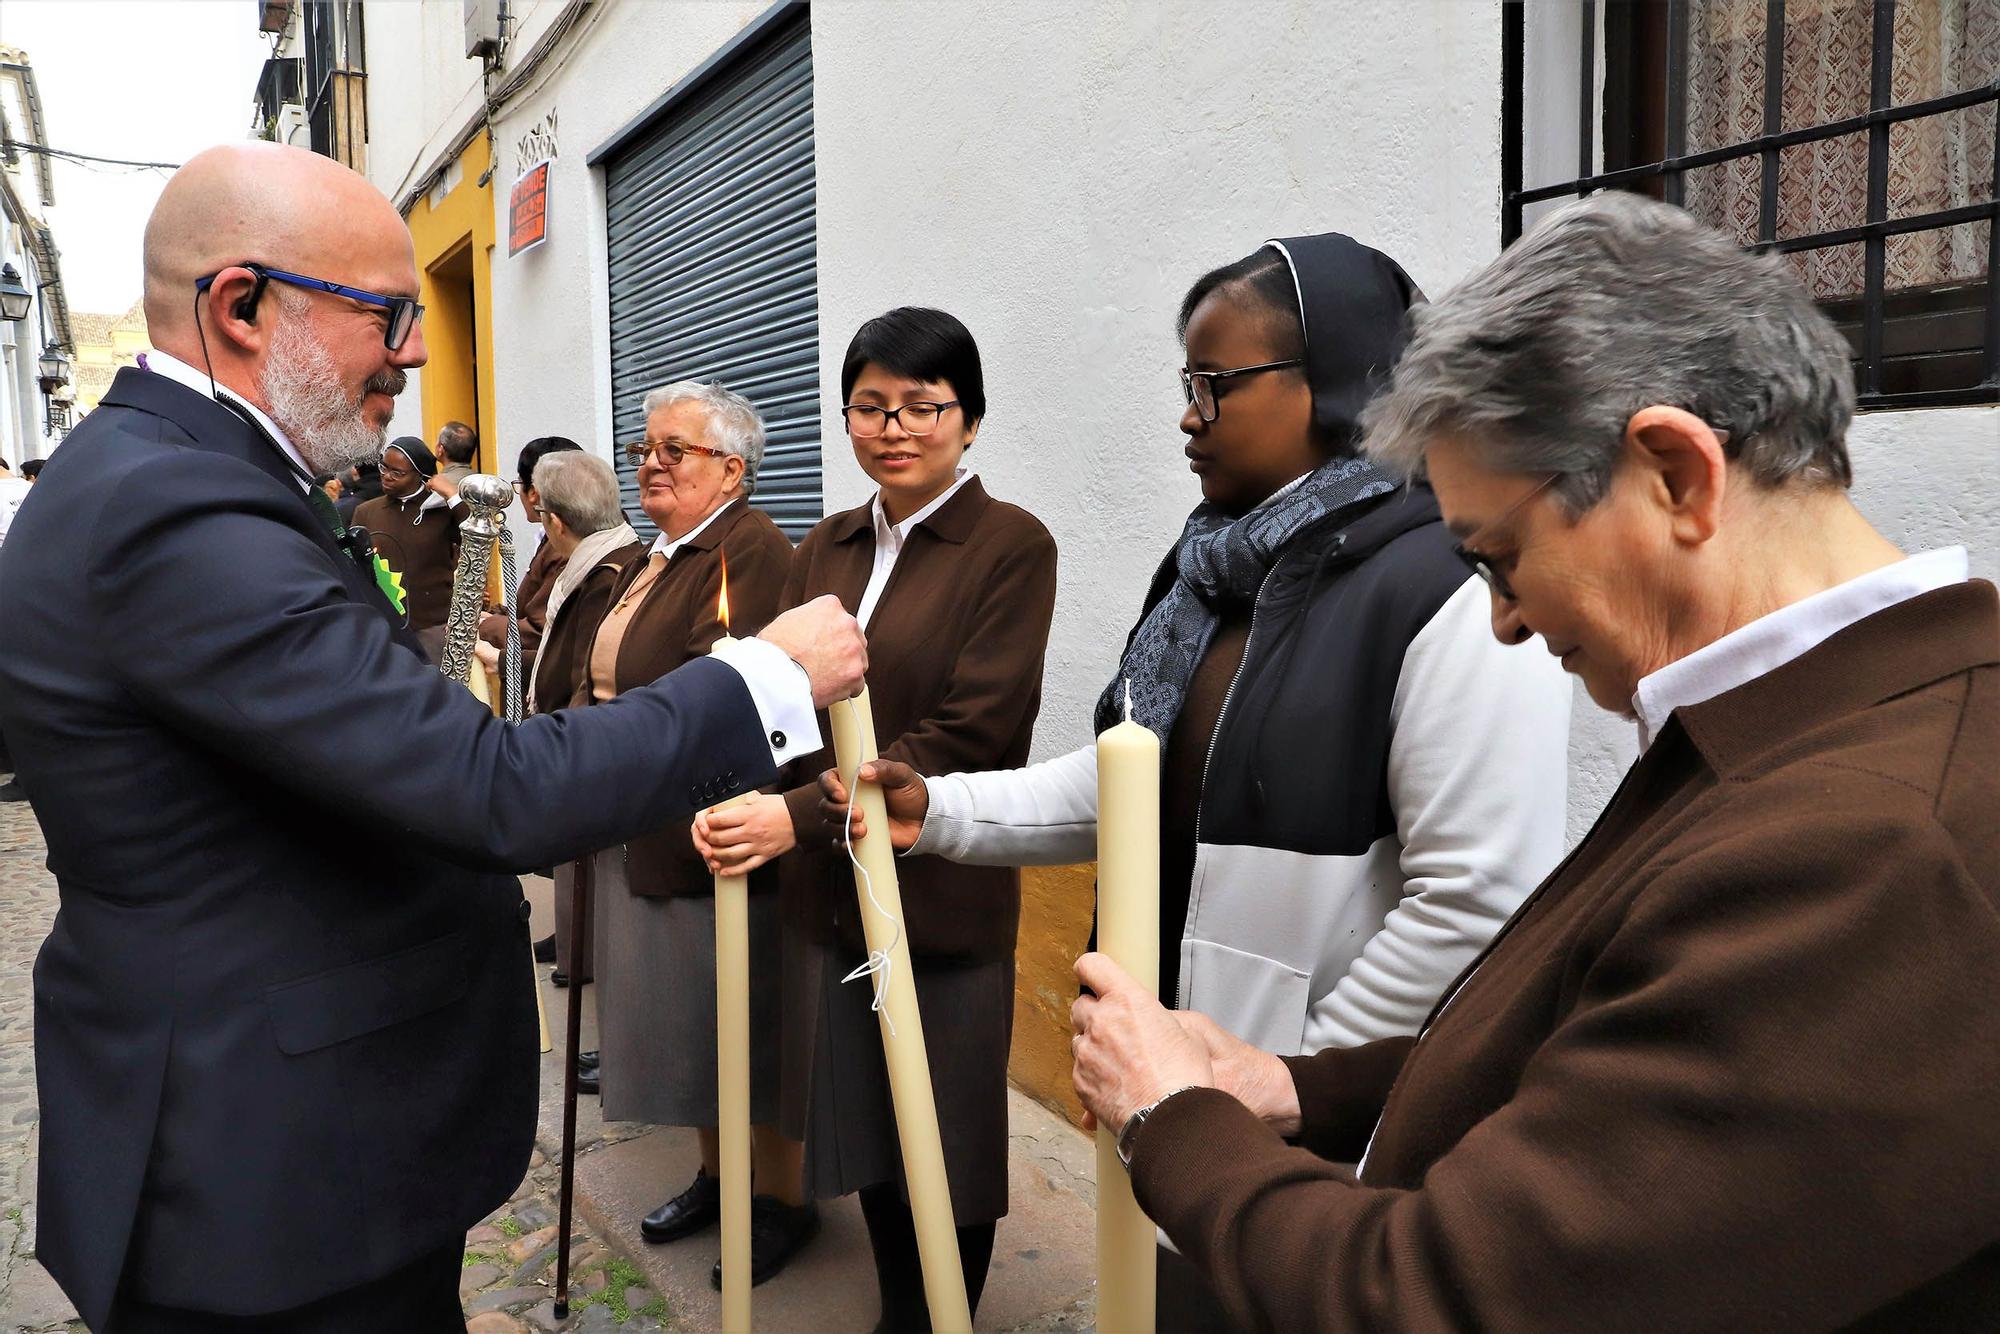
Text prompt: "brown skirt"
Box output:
[[779, 922, 1015, 1225]]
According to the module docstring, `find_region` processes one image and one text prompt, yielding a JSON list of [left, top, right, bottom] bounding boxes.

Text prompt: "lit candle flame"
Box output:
[[716, 551, 731, 635]]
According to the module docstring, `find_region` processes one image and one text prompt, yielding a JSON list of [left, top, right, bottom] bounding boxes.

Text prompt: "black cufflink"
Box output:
[[770, 731, 786, 749]]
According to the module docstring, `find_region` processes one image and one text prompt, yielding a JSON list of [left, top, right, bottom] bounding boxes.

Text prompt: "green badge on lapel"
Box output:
[[371, 552, 407, 615]]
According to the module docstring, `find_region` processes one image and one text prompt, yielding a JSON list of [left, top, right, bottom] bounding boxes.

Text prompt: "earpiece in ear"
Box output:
[[232, 266, 271, 325]]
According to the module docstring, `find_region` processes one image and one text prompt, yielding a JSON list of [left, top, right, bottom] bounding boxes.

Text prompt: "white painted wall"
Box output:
[[812, 0, 1504, 764], [1562, 404, 2000, 843]]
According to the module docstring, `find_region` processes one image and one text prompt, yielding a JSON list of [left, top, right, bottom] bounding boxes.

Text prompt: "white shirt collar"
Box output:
[[1632, 546, 1970, 749], [143, 349, 315, 491], [870, 468, 974, 553], [649, 495, 740, 561], [388, 484, 448, 512]]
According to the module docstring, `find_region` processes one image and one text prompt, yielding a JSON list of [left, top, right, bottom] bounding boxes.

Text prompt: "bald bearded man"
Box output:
[[0, 143, 865, 1331]]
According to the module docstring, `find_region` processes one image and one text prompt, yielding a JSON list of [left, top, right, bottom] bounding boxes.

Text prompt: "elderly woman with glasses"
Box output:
[[1068, 193, 2000, 1331], [696, 306, 1059, 1328], [557, 381, 809, 1286]]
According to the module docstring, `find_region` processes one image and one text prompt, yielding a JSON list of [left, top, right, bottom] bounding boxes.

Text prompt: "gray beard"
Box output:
[[258, 316, 406, 476]]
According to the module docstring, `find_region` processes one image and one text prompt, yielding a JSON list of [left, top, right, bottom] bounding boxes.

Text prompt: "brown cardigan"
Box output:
[[1131, 580, 2000, 1332], [577, 498, 792, 898], [779, 476, 1058, 961], [527, 538, 643, 717]]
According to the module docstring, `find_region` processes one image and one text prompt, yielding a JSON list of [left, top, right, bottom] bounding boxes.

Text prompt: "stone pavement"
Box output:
[[0, 800, 1102, 1332]]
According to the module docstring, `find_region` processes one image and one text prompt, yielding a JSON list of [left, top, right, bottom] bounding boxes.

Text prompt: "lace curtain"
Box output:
[[1682, 0, 1997, 299]]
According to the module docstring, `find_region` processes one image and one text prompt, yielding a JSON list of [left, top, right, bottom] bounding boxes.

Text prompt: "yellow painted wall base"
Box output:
[[1009, 862, 1098, 1128]]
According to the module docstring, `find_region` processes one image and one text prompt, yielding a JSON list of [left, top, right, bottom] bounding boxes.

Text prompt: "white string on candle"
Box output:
[[837, 703, 903, 1037], [1123, 678, 1133, 724]]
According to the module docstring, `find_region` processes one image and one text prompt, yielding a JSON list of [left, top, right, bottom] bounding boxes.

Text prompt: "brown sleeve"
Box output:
[[510, 547, 561, 654], [1131, 802, 2000, 1332], [776, 530, 834, 837], [878, 522, 1058, 777], [1279, 1036, 1415, 1163]]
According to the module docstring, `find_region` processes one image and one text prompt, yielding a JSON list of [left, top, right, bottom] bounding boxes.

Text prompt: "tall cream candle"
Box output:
[[1095, 687, 1161, 1332], [830, 688, 973, 1334], [708, 571, 754, 1333], [710, 783, 752, 1333]]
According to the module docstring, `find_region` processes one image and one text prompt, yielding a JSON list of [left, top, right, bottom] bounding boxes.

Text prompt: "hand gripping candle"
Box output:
[[1095, 682, 1162, 1331], [705, 559, 754, 1333], [831, 689, 974, 1334]]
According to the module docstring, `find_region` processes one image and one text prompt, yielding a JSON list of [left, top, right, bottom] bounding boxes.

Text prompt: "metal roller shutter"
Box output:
[[600, 8, 821, 539]]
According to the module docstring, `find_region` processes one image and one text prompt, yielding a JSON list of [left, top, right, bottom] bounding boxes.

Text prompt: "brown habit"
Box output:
[[351, 491, 461, 632], [777, 476, 1058, 1223], [576, 498, 791, 897], [1130, 581, 2000, 1332]]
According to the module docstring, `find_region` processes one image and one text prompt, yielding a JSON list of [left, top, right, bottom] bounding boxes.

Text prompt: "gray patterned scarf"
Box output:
[[1095, 453, 1395, 736]]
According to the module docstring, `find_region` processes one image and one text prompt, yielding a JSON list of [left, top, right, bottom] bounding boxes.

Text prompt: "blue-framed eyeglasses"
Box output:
[[196, 262, 425, 351]]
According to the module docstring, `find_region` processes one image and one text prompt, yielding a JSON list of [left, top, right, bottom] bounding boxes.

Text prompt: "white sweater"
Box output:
[[913, 575, 1574, 1054]]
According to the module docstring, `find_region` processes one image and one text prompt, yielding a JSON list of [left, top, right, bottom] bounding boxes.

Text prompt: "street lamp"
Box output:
[[36, 343, 68, 393], [0, 265, 30, 322]]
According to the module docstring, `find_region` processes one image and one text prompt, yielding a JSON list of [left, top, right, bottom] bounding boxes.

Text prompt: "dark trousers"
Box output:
[[859, 1182, 997, 1332], [105, 1242, 463, 1333]]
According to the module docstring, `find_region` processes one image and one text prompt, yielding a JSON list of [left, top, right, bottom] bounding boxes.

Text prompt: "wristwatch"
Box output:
[[1116, 1086, 1197, 1171]]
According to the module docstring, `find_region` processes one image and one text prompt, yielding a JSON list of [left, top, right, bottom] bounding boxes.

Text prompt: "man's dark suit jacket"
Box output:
[[0, 368, 775, 1327]]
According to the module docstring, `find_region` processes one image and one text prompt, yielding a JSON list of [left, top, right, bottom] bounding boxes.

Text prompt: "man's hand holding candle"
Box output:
[[758, 594, 869, 707]]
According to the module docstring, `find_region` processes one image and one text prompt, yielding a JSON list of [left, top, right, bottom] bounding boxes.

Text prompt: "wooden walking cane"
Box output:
[[553, 853, 592, 1319]]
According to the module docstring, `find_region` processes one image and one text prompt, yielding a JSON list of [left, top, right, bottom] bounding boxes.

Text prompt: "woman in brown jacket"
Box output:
[[698, 307, 1059, 1330], [564, 381, 809, 1288], [521, 449, 640, 986]]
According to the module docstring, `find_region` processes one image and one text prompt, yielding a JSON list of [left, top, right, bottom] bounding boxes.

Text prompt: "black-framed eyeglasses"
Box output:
[[624, 439, 732, 467], [1452, 472, 1564, 601], [195, 263, 425, 350], [841, 400, 959, 438], [1179, 359, 1304, 423]]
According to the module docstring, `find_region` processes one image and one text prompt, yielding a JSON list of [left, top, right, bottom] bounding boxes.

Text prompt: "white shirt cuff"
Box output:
[[708, 636, 823, 767]]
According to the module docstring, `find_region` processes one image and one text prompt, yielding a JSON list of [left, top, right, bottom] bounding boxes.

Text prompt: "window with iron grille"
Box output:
[[302, 1, 367, 171], [1504, 0, 1997, 408]]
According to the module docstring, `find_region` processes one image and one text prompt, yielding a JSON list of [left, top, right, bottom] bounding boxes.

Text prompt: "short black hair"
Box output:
[[19, 458, 43, 480], [840, 307, 985, 424], [312, 472, 335, 487], [437, 421, 478, 463], [1178, 247, 1304, 360], [517, 436, 583, 490]]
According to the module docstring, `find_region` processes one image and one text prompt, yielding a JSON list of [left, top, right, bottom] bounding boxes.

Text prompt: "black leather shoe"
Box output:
[[575, 1063, 599, 1096], [0, 779, 25, 802], [533, 933, 557, 963], [550, 969, 569, 988], [711, 1196, 821, 1289], [641, 1171, 720, 1243]]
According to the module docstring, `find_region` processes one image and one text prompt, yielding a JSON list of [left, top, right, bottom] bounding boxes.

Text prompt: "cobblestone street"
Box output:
[[0, 801, 1099, 1332]]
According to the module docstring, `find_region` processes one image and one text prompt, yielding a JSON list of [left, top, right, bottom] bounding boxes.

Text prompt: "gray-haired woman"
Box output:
[[563, 382, 816, 1288], [525, 450, 642, 990], [1067, 192, 1998, 1331]]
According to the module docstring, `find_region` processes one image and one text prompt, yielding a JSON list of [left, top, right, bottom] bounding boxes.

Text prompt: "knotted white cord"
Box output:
[[837, 741, 903, 1038]]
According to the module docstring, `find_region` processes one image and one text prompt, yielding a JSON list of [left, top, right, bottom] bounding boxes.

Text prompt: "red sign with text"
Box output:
[[508, 160, 551, 257]]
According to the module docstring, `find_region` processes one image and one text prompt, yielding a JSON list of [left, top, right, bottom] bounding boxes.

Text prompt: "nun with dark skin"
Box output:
[[807, 235, 1574, 1324]]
